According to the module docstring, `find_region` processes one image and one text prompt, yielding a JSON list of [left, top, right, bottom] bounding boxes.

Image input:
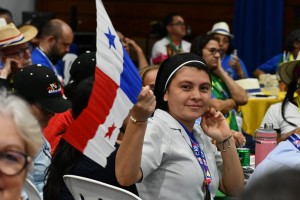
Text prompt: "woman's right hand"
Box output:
[[130, 85, 156, 122]]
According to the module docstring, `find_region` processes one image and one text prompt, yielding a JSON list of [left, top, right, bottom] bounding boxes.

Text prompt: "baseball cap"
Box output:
[[69, 51, 96, 83], [14, 64, 71, 113], [64, 51, 96, 99]]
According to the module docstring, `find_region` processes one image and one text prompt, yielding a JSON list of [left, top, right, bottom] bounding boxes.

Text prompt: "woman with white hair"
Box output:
[[0, 90, 43, 200]]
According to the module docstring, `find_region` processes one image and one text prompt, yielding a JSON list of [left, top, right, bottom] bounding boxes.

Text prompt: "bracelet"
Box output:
[[217, 135, 232, 152], [130, 115, 147, 123]]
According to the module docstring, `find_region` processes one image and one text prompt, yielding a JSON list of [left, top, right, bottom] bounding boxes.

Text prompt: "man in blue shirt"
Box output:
[[253, 29, 300, 78], [31, 19, 74, 84]]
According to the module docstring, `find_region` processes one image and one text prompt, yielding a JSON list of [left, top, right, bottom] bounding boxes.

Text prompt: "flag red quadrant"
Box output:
[[63, 0, 142, 167]]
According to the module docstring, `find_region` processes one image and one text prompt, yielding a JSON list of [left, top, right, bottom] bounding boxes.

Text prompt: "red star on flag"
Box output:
[[105, 123, 116, 139]]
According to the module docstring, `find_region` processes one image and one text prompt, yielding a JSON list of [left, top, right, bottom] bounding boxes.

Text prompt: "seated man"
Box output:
[[31, 19, 74, 84], [253, 29, 300, 78], [0, 21, 37, 89], [151, 13, 191, 64]]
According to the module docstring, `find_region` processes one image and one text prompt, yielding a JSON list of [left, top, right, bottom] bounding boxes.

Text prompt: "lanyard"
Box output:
[[37, 47, 64, 84], [288, 134, 300, 151], [178, 121, 212, 198], [212, 78, 229, 99], [167, 36, 183, 54]]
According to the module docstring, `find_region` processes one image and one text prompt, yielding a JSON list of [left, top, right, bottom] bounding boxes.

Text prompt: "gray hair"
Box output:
[[0, 89, 43, 159]]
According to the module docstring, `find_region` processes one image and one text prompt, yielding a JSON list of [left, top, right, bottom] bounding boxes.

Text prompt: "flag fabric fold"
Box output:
[[63, 0, 142, 167]]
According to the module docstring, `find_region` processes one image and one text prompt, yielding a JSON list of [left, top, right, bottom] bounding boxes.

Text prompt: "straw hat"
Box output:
[[0, 20, 38, 48], [207, 21, 234, 38], [278, 51, 300, 85]]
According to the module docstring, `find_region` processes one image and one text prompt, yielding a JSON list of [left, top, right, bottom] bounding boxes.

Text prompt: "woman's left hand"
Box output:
[[201, 107, 231, 142], [231, 130, 246, 147]]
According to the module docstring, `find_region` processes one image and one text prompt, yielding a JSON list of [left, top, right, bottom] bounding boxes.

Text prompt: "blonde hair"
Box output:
[[139, 65, 160, 85], [0, 89, 43, 158]]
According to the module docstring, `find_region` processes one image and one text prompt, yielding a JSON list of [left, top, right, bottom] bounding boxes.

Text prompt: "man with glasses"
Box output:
[[0, 20, 37, 89], [14, 64, 71, 197], [151, 13, 191, 64]]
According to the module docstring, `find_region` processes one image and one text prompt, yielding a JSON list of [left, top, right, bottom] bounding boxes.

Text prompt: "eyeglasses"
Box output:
[[0, 151, 30, 176], [170, 21, 186, 26], [2, 45, 32, 59], [205, 48, 222, 55]]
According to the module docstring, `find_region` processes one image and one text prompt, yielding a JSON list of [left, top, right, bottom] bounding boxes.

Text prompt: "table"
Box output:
[[239, 92, 285, 136]]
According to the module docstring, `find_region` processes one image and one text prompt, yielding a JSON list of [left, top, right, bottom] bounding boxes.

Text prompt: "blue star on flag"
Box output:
[[104, 28, 116, 49]]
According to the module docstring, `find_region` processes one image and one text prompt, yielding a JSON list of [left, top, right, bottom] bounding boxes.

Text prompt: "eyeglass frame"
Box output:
[[204, 48, 222, 56], [169, 21, 186, 26], [1, 45, 32, 59], [0, 150, 31, 176]]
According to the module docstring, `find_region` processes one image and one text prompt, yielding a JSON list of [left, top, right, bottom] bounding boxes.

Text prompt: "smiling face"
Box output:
[[0, 114, 27, 200], [163, 66, 211, 129]]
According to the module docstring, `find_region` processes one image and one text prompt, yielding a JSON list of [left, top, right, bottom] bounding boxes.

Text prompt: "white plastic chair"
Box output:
[[63, 175, 142, 200], [24, 179, 43, 200], [63, 53, 78, 84]]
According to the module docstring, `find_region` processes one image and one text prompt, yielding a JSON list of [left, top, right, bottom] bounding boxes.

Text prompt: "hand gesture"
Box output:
[[130, 85, 156, 122], [124, 37, 143, 53], [0, 57, 20, 79], [201, 107, 231, 142], [211, 58, 226, 77], [228, 57, 241, 70], [231, 130, 246, 147]]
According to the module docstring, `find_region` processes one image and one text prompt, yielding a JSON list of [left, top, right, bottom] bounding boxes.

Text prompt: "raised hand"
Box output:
[[0, 57, 20, 79], [201, 107, 231, 142], [130, 85, 156, 122]]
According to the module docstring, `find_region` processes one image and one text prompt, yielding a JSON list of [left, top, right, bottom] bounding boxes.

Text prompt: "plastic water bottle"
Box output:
[[254, 123, 277, 167], [231, 49, 238, 60]]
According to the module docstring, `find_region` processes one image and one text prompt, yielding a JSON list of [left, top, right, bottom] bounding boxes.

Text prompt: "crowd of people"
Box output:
[[0, 6, 299, 200]]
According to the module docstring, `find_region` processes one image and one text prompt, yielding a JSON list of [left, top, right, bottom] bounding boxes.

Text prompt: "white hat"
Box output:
[[278, 51, 300, 85], [207, 22, 234, 38]]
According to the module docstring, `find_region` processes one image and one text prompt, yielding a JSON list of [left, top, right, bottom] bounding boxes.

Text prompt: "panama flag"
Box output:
[[63, 0, 142, 167]]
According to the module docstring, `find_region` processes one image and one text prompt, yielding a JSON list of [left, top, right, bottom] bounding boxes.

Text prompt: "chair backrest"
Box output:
[[63, 175, 142, 200], [235, 78, 261, 94], [24, 179, 43, 200], [63, 53, 78, 84]]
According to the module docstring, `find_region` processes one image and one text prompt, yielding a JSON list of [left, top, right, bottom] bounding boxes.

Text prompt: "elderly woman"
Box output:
[[0, 90, 43, 200], [116, 53, 244, 199]]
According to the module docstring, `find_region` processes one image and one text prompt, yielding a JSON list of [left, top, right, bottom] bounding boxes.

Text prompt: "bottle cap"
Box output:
[[263, 123, 274, 130]]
